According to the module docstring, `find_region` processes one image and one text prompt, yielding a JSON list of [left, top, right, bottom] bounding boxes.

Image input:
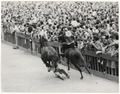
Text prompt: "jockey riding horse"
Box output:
[[58, 27, 76, 56], [58, 27, 91, 79], [40, 29, 70, 80]]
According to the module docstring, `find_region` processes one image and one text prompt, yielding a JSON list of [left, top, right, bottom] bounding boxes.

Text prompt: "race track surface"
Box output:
[[1, 43, 119, 93]]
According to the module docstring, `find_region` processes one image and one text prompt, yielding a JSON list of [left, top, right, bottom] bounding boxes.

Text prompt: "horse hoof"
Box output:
[[80, 76, 83, 79]]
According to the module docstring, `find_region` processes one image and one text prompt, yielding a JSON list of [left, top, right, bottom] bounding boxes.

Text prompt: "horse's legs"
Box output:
[[53, 61, 58, 72], [84, 65, 91, 74], [55, 74, 64, 80], [43, 60, 49, 67], [79, 52, 91, 74], [43, 60, 52, 71], [60, 69, 70, 78], [47, 61, 54, 72], [73, 64, 83, 79], [43, 61, 51, 72], [67, 58, 70, 71]]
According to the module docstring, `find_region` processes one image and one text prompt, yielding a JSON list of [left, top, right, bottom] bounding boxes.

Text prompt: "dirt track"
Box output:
[[1, 43, 119, 93]]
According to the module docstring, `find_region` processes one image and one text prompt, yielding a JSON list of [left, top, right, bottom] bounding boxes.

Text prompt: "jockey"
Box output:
[[65, 29, 75, 48], [60, 27, 75, 54]]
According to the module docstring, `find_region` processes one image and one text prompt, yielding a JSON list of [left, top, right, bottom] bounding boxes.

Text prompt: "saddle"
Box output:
[[59, 41, 75, 57]]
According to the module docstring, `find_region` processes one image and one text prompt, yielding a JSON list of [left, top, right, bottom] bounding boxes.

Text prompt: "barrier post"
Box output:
[[13, 32, 19, 49]]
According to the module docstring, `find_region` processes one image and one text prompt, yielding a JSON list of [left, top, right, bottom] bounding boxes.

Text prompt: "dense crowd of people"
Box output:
[[1, 1, 119, 57]]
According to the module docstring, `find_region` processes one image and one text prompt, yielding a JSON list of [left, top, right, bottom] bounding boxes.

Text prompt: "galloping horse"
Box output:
[[58, 29, 91, 79], [40, 34, 59, 71], [41, 46, 70, 80], [65, 47, 91, 79], [40, 35, 69, 80]]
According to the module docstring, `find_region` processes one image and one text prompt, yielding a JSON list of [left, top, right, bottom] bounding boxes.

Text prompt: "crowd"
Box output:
[[1, 1, 119, 57]]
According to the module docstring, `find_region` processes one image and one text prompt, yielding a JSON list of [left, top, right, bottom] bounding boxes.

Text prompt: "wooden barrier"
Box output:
[[32, 40, 40, 53], [17, 32, 32, 50], [82, 51, 118, 82], [4, 32, 16, 44]]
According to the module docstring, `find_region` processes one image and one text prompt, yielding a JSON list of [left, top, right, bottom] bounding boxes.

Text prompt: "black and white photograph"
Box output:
[[1, 0, 119, 93]]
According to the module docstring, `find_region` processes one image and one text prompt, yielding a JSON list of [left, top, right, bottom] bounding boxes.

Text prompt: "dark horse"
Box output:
[[41, 46, 70, 80], [40, 36, 70, 80], [65, 47, 91, 79]]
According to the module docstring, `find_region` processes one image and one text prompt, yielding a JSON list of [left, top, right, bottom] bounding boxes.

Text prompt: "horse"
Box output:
[[41, 46, 70, 80], [65, 47, 91, 79], [41, 46, 59, 71], [40, 34, 70, 80]]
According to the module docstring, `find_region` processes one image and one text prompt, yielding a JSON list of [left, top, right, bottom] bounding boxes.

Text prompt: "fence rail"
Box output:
[[4, 32, 16, 44], [2, 32, 119, 82]]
